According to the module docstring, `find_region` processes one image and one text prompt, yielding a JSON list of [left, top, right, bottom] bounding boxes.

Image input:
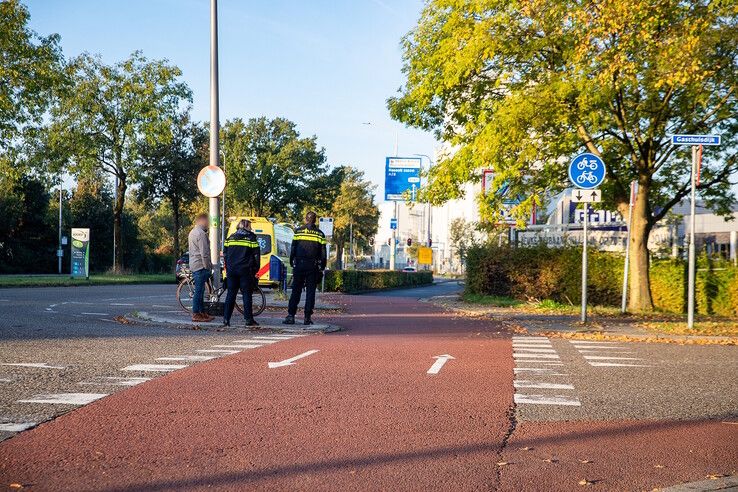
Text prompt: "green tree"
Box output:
[[327, 167, 380, 269], [389, 0, 738, 311], [139, 115, 206, 259], [0, 0, 65, 180], [221, 117, 329, 221], [47, 52, 191, 271]]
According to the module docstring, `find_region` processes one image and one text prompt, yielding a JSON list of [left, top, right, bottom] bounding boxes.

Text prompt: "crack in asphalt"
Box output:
[[493, 390, 518, 490]]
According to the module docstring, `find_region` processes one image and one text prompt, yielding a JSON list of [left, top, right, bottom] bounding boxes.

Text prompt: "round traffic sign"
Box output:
[[568, 153, 606, 189], [197, 165, 226, 197]]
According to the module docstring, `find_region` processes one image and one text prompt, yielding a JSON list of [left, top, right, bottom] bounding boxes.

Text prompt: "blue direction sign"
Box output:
[[390, 218, 398, 230], [671, 134, 721, 146], [568, 153, 606, 190], [385, 157, 422, 201]]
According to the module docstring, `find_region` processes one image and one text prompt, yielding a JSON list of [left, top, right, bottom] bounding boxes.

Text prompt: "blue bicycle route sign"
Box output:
[[390, 218, 398, 230], [568, 153, 606, 190], [385, 157, 422, 201]]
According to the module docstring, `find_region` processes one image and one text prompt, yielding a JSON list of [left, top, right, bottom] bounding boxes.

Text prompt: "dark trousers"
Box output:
[[192, 268, 210, 314], [224, 270, 254, 322], [288, 261, 319, 317]]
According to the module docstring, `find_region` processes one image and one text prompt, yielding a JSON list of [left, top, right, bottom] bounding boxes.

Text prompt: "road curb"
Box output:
[[131, 311, 341, 333], [661, 474, 738, 491]]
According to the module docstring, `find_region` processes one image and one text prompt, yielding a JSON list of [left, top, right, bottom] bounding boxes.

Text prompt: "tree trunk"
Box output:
[[627, 181, 654, 311], [113, 175, 126, 273], [172, 198, 181, 260], [334, 241, 344, 270]]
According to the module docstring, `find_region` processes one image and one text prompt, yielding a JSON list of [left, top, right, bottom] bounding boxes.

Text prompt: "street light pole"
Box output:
[[220, 149, 227, 247], [58, 177, 63, 274], [209, 0, 222, 290], [414, 154, 434, 246]]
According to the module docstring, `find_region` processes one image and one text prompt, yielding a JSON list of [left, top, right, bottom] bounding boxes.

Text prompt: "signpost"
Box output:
[[621, 181, 637, 313], [385, 157, 422, 270], [319, 217, 333, 292], [569, 153, 606, 323], [70, 228, 90, 279], [671, 134, 721, 329]]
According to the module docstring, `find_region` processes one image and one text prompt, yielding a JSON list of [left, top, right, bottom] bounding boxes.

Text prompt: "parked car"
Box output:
[[402, 266, 417, 272]]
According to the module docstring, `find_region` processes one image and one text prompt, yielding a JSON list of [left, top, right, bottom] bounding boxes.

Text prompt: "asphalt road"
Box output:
[[0, 282, 736, 490]]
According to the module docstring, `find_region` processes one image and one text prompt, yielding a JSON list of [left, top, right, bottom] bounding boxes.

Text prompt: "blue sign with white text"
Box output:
[[385, 157, 422, 201], [568, 153, 606, 190], [671, 134, 721, 146], [390, 218, 398, 230]]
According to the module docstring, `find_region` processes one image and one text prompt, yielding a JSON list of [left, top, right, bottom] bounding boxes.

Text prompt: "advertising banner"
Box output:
[[70, 228, 90, 278]]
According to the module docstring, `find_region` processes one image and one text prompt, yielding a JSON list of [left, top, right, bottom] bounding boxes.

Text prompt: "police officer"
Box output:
[[223, 219, 261, 327], [284, 211, 326, 325]]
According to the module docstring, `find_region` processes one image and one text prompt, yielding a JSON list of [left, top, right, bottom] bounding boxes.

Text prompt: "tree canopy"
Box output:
[[389, 0, 738, 310]]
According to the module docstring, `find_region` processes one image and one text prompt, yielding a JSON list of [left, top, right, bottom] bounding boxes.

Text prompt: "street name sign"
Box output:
[[671, 134, 721, 146], [571, 189, 602, 203], [385, 157, 421, 201], [568, 153, 606, 190]]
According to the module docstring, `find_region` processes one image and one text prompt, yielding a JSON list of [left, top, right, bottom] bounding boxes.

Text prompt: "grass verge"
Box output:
[[0, 273, 174, 288]]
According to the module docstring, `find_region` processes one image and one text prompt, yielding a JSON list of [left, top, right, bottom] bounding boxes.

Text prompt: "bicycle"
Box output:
[[176, 267, 266, 317]]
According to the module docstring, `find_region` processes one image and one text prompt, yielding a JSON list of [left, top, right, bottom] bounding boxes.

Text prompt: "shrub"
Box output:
[[324, 270, 433, 293]]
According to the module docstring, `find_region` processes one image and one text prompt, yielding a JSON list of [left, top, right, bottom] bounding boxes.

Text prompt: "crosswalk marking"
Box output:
[[589, 362, 652, 367], [19, 393, 108, 405], [232, 339, 278, 344], [514, 394, 581, 406], [121, 364, 187, 372], [1, 363, 65, 370], [211, 345, 261, 349], [196, 349, 240, 354], [79, 377, 151, 386], [512, 348, 557, 353], [513, 353, 560, 359], [157, 356, 217, 361], [514, 368, 568, 375], [514, 381, 575, 390], [0, 422, 37, 432], [582, 355, 641, 360]]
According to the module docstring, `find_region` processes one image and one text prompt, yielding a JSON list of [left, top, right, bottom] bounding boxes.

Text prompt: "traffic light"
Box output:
[[429, 239, 432, 247], [387, 238, 391, 246], [407, 238, 412, 246]]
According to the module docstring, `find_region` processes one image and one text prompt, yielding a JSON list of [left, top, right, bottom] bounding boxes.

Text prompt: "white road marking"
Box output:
[[589, 362, 653, 367], [110, 303, 134, 306], [121, 364, 187, 372], [0, 299, 10, 302], [583, 356, 641, 360], [427, 354, 455, 375], [1, 363, 65, 369], [513, 343, 553, 348], [515, 361, 564, 366], [512, 338, 551, 344], [578, 350, 634, 354], [0, 378, 13, 383], [514, 394, 581, 406], [514, 368, 567, 375], [157, 356, 217, 361], [0, 422, 37, 432], [232, 339, 279, 344], [79, 377, 151, 386], [572, 344, 626, 349], [513, 353, 560, 359], [268, 350, 319, 368], [514, 380, 575, 390], [152, 305, 171, 308], [512, 348, 557, 353], [19, 393, 108, 405], [196, 349, 240, 354], [570, 340, 619, 345], [211, 345, 261, 349], [80, 312, 109, 316]]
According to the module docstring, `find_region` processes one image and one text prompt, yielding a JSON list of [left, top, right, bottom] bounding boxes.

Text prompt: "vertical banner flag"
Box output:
[[70, 228, 90, 279]]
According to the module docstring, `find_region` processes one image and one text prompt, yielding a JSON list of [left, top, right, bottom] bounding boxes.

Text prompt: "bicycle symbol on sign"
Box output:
[[576, 158, 598, 171], [576, 171, 599, 185]]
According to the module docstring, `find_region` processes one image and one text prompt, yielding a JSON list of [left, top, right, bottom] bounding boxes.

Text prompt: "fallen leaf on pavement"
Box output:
[[496, 461, 511, 466], [707, 474, 727, 480], [578, 459, 593, 464], [520, 446, 534, 451], [542, 458, 558, 463], [654, 464, 665, 469], [9, 484, 23, 489], [578, 479, 595, 486], [113, 315, 132, 324]]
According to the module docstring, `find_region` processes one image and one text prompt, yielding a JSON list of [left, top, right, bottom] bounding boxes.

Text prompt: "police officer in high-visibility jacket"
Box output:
[[223, 219, 261, 327], [284, 211, 326, 325]]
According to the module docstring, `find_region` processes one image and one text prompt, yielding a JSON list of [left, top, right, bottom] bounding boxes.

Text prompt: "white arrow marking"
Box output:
[[427, 354, 455, 375], [268, 350, 319, 369]]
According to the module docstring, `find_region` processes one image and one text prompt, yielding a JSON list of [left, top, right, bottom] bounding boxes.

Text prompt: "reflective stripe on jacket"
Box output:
[[223, 229, 261, 274], [290, 224, 327, 270]]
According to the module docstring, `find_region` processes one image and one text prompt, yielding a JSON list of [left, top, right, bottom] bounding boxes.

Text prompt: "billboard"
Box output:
[[70, 228, 90, 279]]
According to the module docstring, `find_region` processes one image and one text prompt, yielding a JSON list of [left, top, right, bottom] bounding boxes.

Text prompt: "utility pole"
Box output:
[[58, 178, 63, 274], [209, 0, 222, 289]]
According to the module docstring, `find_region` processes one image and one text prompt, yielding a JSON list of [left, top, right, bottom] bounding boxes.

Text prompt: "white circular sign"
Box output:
[[197, 165, 226, 197]]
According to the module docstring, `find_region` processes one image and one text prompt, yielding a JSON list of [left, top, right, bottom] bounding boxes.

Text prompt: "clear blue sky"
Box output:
[[26, 0, 438, 198]]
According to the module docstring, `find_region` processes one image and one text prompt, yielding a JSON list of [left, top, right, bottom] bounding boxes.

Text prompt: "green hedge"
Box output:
[[324, 270, 433, 293], [466, 244, 738, 316]]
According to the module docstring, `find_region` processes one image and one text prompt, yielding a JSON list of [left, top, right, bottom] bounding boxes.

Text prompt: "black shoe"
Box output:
[[304, 317, 314, 326], [245, 318, 259, 327], [222, 320, 230, 327], [283, 315, 295, 325]]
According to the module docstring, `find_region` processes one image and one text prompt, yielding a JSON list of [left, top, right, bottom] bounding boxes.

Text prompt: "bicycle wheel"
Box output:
[[177, 278, 212, 313], [252, 286, 266, 317]]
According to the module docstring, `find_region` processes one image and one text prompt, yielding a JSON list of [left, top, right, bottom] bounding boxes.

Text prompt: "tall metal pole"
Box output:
[[687, 145, 698, 329], [621, 181, 635, 313], [220, 149, 226, 247], [113, 176, 117, 270], [58, 179, 63, 274], [581, 203, 588, 323], [389, 136, 399, 271], [209, 0, 222, 289]]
